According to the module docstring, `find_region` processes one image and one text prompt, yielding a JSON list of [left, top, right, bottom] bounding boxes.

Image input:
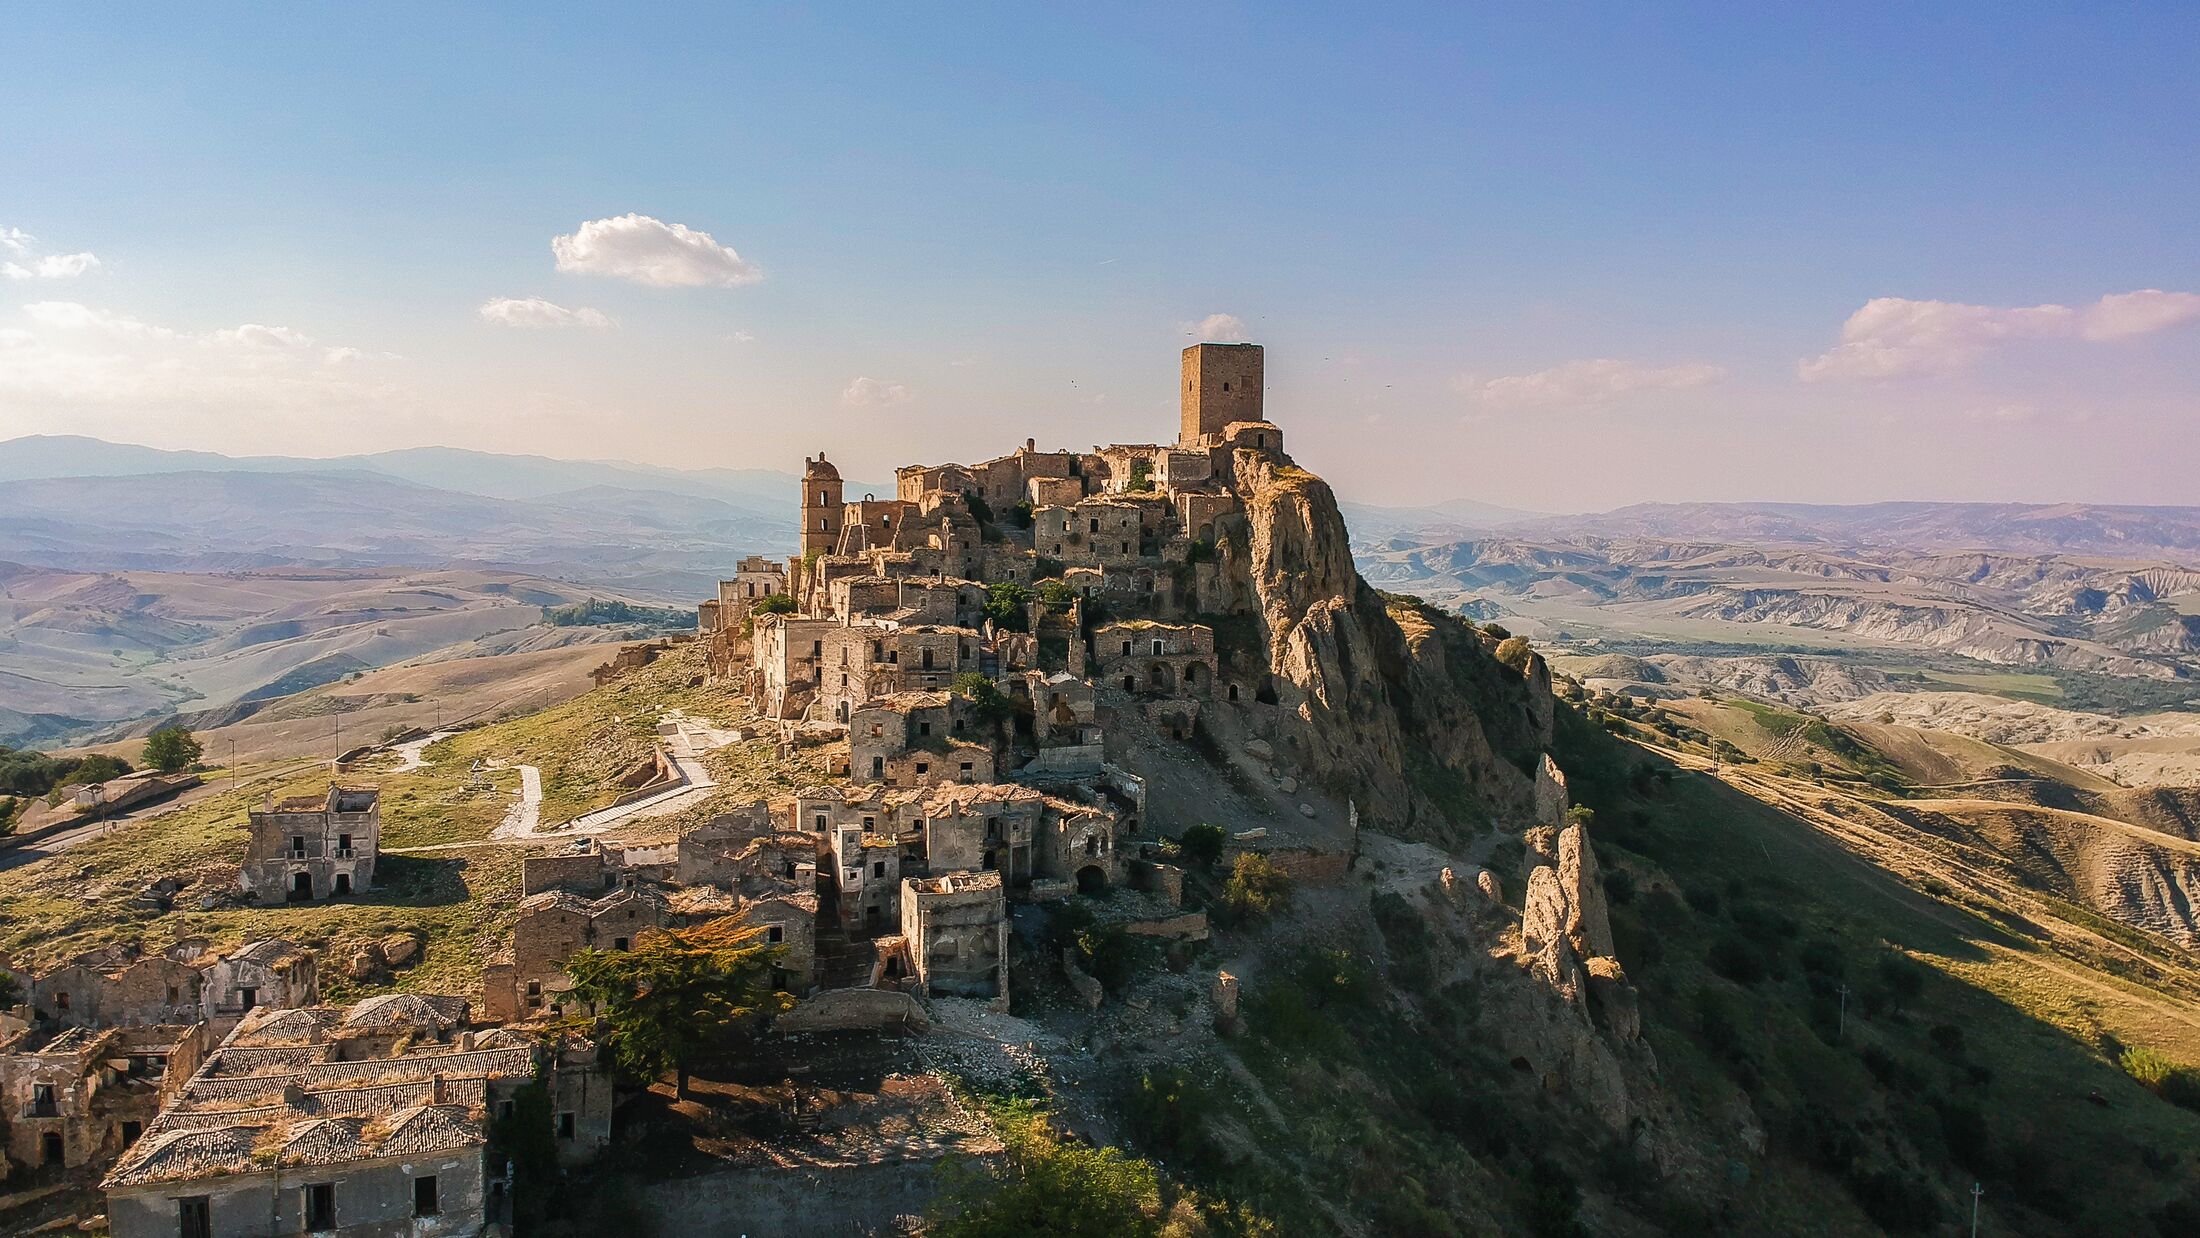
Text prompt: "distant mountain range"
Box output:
[[0, 435, 905, 596], [9, 435, 2200, 591]]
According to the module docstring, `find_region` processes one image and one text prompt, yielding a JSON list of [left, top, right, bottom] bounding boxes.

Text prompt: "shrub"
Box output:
[[752, 593, 797, 616], [1036, 579, 1077, 611], [983, 581, 1032, 631], [1707, 936, 1767, 986], [2120, 1044, 2176, 1089], [952, 672, 1017, 724], [1495, 636, 1534, 672], [1601, 868, 1635, 905], [1176, 823, 1225, 868], [1218, 853, 1293, 923]]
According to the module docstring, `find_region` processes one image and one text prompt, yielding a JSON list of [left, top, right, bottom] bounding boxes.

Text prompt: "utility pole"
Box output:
[[1837, 983, 1851, 1041], [1971, 1181, 1983, 1236]]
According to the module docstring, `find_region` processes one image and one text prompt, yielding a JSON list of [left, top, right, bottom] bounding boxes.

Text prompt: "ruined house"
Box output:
[[849, 692, 995, 786], [239, 786, 380, 905], [1, 1022, 208, 1178], [1089, 620, 1217, 700], [100, 997, 604, 1238], [900, 872, 1009, 1008], [482, 886, 668, 1022], [199, 939, 319, 1026]]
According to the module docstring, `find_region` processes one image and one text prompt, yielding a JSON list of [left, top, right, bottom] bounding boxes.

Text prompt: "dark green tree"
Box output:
[[929, 1108, 1164, 1238], [141, 726, 202, 774], [983, 581, 1032, 631], [563, 918, 792, 1098]]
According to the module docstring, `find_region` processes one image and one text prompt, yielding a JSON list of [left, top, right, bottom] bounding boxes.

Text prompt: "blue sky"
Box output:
[[3, 3, 2195, 509]]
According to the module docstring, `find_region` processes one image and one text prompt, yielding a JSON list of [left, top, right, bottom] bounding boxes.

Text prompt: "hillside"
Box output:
[[0, 563, 671, 745]]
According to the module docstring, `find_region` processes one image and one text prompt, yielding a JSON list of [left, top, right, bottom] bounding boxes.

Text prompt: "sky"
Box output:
[[2, 3, 2196, 511]]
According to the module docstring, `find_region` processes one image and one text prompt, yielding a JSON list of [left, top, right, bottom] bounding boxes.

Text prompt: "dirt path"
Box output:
[[390, 730, 456, 772]]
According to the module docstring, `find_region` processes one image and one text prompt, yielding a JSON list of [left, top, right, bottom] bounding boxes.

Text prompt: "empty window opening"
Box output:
[[413, 1175, 440, 1217]]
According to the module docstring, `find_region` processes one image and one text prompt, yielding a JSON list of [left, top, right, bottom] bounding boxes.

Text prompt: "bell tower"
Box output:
[[800, 453, 844, 556]]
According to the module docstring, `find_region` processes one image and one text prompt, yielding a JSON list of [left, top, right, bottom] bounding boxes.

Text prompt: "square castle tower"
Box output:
[[1179, 342, 1263, 447]]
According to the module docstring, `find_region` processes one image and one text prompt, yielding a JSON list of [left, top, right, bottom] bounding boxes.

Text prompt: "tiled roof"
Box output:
[[341, 993, 467, 1030]]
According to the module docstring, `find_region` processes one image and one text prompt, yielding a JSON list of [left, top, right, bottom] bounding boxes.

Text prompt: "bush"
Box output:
[[752, 593, 797, 616], [1176, 823, 1225, 868], [1707, 935, 1768, 986], [1218, 853, 1293, 923], [1601, 868, 1635, 905], [1036, 579, 1077, 611], [2120, 1044, 2176, 1089], [952, 672, 1017, 724], [1494, 636, 1534, 672], [983, 581, 1032, 631]]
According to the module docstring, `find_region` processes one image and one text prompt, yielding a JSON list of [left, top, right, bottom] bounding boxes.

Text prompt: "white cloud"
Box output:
[[212, 323, 314, 349], [1799, 289, 2200, 381], [0, 228, 101, 280], [23, 301, 175, 338], [551, 213, 761, 287], [1470, 358, 1726, 408], [2, 302, 382, 422], [1182, 312, 1249, 341], [477, 296, 614, 329], [729, 329, 756, 343], [4, 253, 101, 281], [841, 376, 910, 407]]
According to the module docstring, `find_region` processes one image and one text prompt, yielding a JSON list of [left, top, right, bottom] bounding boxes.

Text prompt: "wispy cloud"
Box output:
[[1799, 289, 2200, 382], [478, 296, 614, 329], [552, 213, 761, 287], [1, 227, 101, 280], [841, 376, 910, 407], [3, 301, 382, 417], [1468, 358, 1726, 408], [1181, 312, 1249, 341]]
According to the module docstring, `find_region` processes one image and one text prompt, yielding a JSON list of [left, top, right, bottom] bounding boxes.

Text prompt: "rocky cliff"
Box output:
[[1227, 450, 1551, 843]]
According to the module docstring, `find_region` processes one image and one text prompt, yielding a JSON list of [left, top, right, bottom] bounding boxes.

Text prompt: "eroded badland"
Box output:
[[5, 345, 2200, 1237]]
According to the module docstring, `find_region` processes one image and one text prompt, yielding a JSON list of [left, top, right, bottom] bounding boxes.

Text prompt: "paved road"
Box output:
[[0, 758, 324, 873]]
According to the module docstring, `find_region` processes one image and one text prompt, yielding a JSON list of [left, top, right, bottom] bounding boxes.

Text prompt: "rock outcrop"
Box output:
[[1520, 791, 1637, 1045], [1227, 451, 1554, 843]]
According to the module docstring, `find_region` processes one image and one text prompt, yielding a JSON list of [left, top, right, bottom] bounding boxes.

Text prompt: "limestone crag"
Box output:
[[1233, 451, 1550, 841]]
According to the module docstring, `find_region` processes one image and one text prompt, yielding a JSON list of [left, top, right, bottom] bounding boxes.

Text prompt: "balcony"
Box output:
[[334, 848, 357, 859]]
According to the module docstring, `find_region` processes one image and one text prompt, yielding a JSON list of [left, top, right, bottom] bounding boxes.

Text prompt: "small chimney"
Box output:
[[457, 1031, 475, 1052], [430, 1073, 449, 1106], [282, 1082, 305, 1107]]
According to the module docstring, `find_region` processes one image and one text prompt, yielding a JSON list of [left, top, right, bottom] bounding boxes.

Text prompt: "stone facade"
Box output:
[[239, 786, 380, 905], [482, 887, 667, 1022], [1090, 620, 1218, 699], [100, 999, 599, 1238], [900, 872, 1009, 1007]]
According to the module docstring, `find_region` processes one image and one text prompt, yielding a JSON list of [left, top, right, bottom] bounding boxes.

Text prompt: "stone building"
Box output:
[[1179, 341, 1267, 446], [900, 872, 1009, 1007], [482, 886, 668, 1022], [29, 943, 203, 1030], [849, 692, 994, 787], [1090, 620, 1218, 699], [100, 998, 601, 1238], [199, 939, 319, 1026], [1, 1022, 208, 1177], [239, 786, 380, 905]]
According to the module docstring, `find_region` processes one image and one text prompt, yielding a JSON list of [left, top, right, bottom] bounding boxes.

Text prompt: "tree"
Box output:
[[1176, 823, 1226, 869], [752, 593, 797, 616], [952, 671, 1016, 724], [1217, 852, 1293, 923], [983, 581, 1032, 631], [562, 917, 793, 1098], [1036, 579, 1077, 611], [74, 753, 133, 784], [930, 1107, 1164, 1238], [142, 726, 203, 775]]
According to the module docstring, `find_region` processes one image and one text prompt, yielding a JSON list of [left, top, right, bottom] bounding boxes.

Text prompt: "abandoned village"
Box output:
[[0, 343, 1627, 1236]]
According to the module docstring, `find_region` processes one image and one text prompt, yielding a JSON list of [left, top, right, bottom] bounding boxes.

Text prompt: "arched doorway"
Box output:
[[332, 874, 352, 897], [289, 871, 313, 901], [1076, 865, 1108, 895]]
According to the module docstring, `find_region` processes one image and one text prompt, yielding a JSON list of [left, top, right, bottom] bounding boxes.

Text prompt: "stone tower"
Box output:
[[1179, 342, 1263, 446], [800, 453, 844, 556]]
